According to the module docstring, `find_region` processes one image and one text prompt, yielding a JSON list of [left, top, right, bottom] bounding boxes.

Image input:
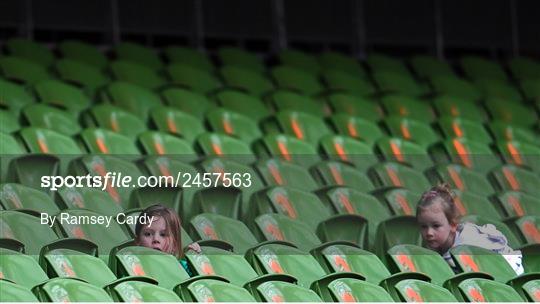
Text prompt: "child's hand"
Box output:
[[187, 242, 202, 253]]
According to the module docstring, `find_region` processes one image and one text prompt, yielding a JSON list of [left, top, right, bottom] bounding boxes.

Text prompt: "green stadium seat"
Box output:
[[316, 187, 391, 248], [0, 79, 35, 115], [426, 164, 496, 197], [197, 157, 264, 220], [368, 162, 432, 193], [83, 104, 146, 140], [450, 244, 519, 282], [5, 38, 54, 67], [381, 95, 435, 123], [322, 69, 376, 97], [161, 87, 215, 120], [53, 209, 131, 262], [0, 133, 25, 182], [0, 280, 40, 301], [310, 161, 376, 192], [0, 183, 59, 214], [437, 116, 492, 145], [19, 127, 82, 155], [69, 155, 143, 208], [429, 137, 500, 174], [22, 104, 81, 136], [136, 156, 199, 222], [215, 89, 271, 122], [111, 245, 190, 289], [511, 216, 540, 245], [33, 277, 114, 302], [431, 95, 487, 121], [373, 216, 422, 260], [373, 188, 420, 216], [56, 187, 124, 216], [325, 93, 383, 121], [138, 131, 197, 158], [106, 280, 183, 302], [33, 79, 92, 115], [0, 248, 49, 288], [255, 158, 318, 192], [278, 49, 321, 75], [58, 40, 108, 70], [460, 56, 509, 82], [485, 98, 538, 127], [518, 279, 540, 301], [366, 53, 410, 75], [316, 214, 370, 248], [490, 164, 540, 196], [312, 275, 394, 302], [40, 247, 117, 287], [195, 133, 256, 165], [150, 106, 205, 143], [248, 277, 323, 302], [245, 242, 327, 288], [430, 75, 483, 101], [206, 108, 262, 144], [55, 59, 110, 96], [185, 245, 259, 286], [263, 111, 332, 146], [79, 128, 140, 155], [252, 213, 322, 252], [110, 60, 166, 90], [218, 46, 265, 74], [247, 186, 331, 232], [113, 42, 163, 70], [189, 213, 258, 254], [410, 55, 455, 79], [164, 45, 214, 72], [449, 278, 524, 302], [0, 109, 20, 134], [311, 242, 391, 284], [509, 57, 540, 80], [521, 78, 540, 101], [328, 114, 384, 147], [253, 134, 320, 167], [271, 65, 324, 96], [383, 278, 458, 302], [494, 191, 540, 218], [0, 210, 59, 255], [475, 78, 523, 102], [220, 65, 274, 97], [319, 51, 367, 79], [0, 56, 52, 84], [266, 90, 327, 117], [375, 137, 433, 171], [383, 116, 439, 149], [489, 121, 539, 146], [373, 70, 428, 97], [496, 140, 540, 173], [175, 276, 257, 302], [101, 81, 162, 120], [167, 63, 222, 94], [387, 244, 459, 286], [319, 135, 379, 171]]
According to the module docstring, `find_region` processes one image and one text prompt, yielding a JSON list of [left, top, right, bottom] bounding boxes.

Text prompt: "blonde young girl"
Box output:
[[135, 204, 200, 275], [416, 184, 523, 275]]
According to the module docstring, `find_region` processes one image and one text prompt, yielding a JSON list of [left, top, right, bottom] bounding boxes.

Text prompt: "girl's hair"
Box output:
[[135, 204, 183, 258], [416, 183, 459, 225]]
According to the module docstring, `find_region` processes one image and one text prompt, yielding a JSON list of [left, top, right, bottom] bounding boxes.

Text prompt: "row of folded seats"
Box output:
[[0, 152, 539, 237], [1, 208, 539, 302]]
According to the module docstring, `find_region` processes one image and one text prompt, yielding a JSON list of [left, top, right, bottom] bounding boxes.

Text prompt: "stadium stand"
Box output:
[[1, 29, 539, 302]]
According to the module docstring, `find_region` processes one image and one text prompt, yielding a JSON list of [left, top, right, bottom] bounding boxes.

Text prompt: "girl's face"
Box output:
[[417, 202, 457, 254], [137, 216, 173, 253]]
